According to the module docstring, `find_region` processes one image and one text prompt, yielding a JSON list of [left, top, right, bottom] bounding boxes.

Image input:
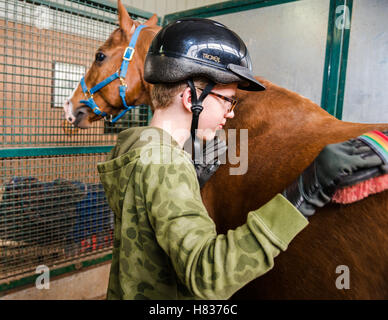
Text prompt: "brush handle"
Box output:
[[337, 165, 388, 188]]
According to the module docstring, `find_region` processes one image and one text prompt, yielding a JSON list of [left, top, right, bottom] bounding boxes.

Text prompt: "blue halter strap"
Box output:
[[79, 24, 147, 124]]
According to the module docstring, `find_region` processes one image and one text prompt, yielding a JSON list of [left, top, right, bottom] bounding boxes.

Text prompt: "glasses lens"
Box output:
[[199, 88, 237, 112]]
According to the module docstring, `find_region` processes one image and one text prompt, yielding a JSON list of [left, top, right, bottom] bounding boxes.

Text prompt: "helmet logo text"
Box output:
[[202, 53, 221, 64]]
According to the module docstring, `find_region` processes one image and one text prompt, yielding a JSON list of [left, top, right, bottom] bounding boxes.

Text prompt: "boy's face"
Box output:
[[196, 83, 237, 141]]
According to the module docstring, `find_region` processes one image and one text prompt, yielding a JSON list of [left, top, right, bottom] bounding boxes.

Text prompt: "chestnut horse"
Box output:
[[64, 0, 388, 299]]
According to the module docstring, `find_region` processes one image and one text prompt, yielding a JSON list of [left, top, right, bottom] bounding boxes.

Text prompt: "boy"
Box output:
[[97, 18, 383, 299]]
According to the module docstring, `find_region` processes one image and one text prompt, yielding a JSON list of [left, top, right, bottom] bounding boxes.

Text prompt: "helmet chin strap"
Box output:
[[187, 79, 215, 164]]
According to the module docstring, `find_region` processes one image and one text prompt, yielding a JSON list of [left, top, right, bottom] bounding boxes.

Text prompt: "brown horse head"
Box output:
[[63, 0, 160, 128]]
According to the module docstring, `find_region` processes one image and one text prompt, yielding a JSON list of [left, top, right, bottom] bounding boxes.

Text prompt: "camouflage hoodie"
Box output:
[[97, 126, 308, 300]]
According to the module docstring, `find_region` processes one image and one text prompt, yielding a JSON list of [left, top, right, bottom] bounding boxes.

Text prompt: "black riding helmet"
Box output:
[[144, 18, 265, 91], [144, 18, 265, 164]]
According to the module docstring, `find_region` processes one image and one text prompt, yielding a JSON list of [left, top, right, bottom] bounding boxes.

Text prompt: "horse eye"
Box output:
[[95, 52, 106, 62]]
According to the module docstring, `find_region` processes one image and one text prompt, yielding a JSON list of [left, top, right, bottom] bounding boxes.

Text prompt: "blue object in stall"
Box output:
[[71, 182, 113, 244]]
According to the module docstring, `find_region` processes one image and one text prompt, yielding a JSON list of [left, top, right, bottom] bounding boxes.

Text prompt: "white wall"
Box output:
[[212, 0, 330, 106], [342, 0, 388, 124]]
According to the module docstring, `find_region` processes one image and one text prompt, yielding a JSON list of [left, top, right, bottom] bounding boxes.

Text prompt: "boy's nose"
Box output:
[[225, 110, 235, 119]]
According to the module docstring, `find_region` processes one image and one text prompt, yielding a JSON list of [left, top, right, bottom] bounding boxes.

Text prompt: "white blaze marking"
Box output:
[[63, 85, 79, 123]]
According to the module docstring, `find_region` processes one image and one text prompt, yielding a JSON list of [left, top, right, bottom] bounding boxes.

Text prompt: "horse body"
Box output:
[[202, 78, 388, 299], [65, 1, 388, 299]]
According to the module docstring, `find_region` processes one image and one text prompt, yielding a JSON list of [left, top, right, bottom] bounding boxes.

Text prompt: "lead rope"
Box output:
[[187, 79, 215, 164]]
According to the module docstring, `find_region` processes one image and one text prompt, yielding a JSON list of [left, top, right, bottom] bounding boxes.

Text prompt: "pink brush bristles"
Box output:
[[332, 174, 388, 204]]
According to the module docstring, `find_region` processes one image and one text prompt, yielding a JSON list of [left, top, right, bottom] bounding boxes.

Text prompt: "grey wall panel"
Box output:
[[342, 0, 388, 123], [212, 0, 330, 106]]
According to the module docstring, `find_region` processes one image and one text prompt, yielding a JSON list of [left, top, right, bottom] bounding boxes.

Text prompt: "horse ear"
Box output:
[[117, 0, 134, 34], [144, 14, 158, 26]]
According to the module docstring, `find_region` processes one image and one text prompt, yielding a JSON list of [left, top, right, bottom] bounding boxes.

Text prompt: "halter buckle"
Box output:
[[104, 114, 113, 122], [123, 46, 135, 61], [119, 77, 127, 87], [84, 89, 93, 100]]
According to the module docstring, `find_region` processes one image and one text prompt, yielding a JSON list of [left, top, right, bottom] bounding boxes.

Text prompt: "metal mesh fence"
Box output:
[[0, 0, 152, 285], [0, 153, 113, 281], [0, 0, 150, 148]]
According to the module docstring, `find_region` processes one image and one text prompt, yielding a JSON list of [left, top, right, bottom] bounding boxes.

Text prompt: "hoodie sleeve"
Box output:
[[138, 149, 308, 300]]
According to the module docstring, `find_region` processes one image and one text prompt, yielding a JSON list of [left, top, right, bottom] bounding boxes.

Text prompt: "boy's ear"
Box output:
[[181, 87, 192, 112]]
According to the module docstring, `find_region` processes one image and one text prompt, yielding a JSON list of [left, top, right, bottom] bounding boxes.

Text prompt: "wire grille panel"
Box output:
[[0, 0, 150, 148], [0, 0, 153, 285], [0, 153, 113, 281]]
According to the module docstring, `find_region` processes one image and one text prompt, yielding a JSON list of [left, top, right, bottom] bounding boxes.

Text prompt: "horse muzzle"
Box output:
[[63, 98, 76, 124], [72, 106, 91, 128], [63, 98, 91, 129]]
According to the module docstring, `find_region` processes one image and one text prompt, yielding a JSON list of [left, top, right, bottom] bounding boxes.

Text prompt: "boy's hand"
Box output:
[[282, 134, 385, 217]]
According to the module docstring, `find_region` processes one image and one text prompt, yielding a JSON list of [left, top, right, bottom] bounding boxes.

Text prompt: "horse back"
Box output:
[[202, 82, 388, 299]]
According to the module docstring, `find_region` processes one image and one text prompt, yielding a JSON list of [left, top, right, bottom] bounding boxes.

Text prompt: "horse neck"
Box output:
[[132, 24, 160, 111], [229, 78, 339, 137], [229, 77, 388, 147]]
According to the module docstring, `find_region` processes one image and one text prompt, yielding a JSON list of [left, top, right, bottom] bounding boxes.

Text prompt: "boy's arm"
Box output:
[[139, 155, 308, 300]]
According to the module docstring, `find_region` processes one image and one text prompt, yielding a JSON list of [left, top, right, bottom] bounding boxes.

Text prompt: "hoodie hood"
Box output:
[[97, 126, 186, 216]]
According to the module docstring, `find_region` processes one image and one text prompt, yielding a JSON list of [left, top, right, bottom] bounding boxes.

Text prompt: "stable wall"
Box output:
[[213, 0, 329, 107], [122, 0, 226, 17], [342, 0, 388, 123], [168, 0, 387, 124]]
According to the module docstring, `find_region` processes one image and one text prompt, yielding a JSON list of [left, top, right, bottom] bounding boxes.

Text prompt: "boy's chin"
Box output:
[[198, 131, 216, 141]]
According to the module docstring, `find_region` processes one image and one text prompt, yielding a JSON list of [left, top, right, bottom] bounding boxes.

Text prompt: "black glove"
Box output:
[[185, 136, 227, 188], [282, 137, 385, 217]]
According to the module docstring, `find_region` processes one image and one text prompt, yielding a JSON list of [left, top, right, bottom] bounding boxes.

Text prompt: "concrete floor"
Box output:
[[0, 262, 111, 300]]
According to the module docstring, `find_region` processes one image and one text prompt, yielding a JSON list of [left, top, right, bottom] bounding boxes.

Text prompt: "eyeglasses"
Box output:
[[198, 88, 238, 113]]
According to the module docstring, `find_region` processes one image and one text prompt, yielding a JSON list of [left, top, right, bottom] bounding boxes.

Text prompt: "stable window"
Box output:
[[52, 62, 85, 108]]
